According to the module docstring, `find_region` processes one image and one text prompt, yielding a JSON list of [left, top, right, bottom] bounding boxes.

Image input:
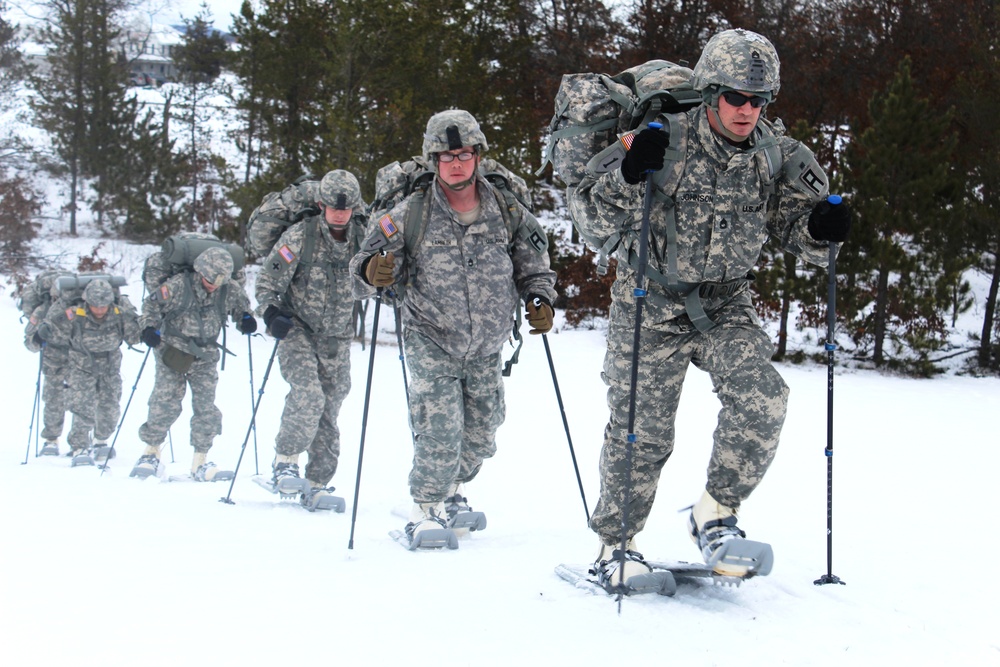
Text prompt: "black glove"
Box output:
[[362, 252, 396, 287], [237, 312, 257, 334], [293, 204, 321, 223], [807, 198, 852, 242], [141, 326, 161, 348], [32, 332, 43, 348], [526, 295, 554, 335], [263, 305, 293, 340], [621, 126, 670, 184]]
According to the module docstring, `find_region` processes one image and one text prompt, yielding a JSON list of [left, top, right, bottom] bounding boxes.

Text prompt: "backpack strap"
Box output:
[[613, 117, 780, 332]]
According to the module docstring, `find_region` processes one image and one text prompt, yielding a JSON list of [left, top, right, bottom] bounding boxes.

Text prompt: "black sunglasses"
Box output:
[[720, 90, 769, 108]]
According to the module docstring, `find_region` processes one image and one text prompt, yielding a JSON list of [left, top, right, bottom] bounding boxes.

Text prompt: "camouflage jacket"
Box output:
[[140, 271, 250, 357], [351, 176, 557, 359], [255, 217, 358, 339], [569, 107, 833, 324], [39, 298, 141, 374]]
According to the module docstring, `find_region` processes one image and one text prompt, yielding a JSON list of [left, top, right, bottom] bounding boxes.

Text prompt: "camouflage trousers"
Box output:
[[139, 348, 222, 453], [274, 327, 351, 487], [40, 347, 70, 441], [67, 365, 122, 450], [404, 330, 504, 503], [589, 303, 789, 544]]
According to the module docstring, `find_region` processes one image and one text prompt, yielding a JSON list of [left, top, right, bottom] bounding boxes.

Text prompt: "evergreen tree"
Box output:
[[172, 2, 229, 228], [841, 57, 960, 370], [29, 0, 133, 235]]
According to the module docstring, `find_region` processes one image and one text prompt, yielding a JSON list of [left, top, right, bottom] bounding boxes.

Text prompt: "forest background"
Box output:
[[0, 0, 998, 377]]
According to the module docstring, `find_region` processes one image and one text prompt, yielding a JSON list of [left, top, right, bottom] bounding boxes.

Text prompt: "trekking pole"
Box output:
[[617, 122, 663, 609], [815, 194, 846, 587], [22, 351, 44, 465], [348, 288, 384, 549], [220, 338, 280, 505], [390, 292, 410, 404], [100, 347, 152, 476], [248, 333, 260, 475], [167, 429, 175, 463], [540, 330, 589, 525]]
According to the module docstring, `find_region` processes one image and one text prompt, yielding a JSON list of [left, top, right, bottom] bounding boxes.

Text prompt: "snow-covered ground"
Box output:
[[1, 233, 998, 667]]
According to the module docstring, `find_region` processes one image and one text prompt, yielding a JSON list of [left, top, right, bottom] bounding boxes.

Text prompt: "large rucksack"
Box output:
[[369, 156, 535, 255], [142, 232, 245, 297], [52, 273, 129, 307], [537, 60, 703, 188], [245, 175, 320, 259], [18, 269, 73, 320]]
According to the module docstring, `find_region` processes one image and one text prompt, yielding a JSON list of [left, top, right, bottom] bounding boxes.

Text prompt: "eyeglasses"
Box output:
[[720, 90, 769, 108], [437, 151, 476, 163]]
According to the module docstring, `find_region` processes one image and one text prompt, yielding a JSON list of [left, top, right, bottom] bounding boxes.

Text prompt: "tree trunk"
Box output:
[[873, 262, 890, 365], [979, 247, 1000, 368]]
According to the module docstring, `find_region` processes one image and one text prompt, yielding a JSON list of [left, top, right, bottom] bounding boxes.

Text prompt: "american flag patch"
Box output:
[[278, 245, 296, 263], [159, 285, 170, 300], [619, 131, 637, 151], [379, 214, 399, 238]]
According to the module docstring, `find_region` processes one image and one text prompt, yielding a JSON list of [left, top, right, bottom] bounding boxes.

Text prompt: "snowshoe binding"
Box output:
[[688, 490, 774, 578], [69, 447, 96, 468], [300, 484, 346, 513], [443, 484, 487, 535], [130, 446, 163, 479], [40, 440, 60, 456], [400, 502, 458, 550], [590, 541, 676, 596]]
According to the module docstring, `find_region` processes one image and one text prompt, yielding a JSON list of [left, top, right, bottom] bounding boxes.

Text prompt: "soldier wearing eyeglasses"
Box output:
[[350, 109, 557, 548], [570, 28, 853, 587]]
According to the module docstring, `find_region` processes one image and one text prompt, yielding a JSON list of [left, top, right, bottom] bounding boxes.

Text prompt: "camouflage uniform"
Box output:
[[20, 271, 72, 443], [39, 281, 140, 452], [138, 252, 250, 454], [351, 175, 557, 503], [571, 78, 834, 545], [256, 170, 366, 487]]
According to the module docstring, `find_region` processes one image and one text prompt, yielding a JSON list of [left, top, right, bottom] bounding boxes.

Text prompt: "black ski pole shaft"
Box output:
[[392, 296, 410, 403], [815, 194, 846, 586], [167, 429, 175, 463], [541, 330, 589, 525], [22, 351, 43, 465], [220, 338, 280, 504], [348, 288, 384, 549], [248, 333, 259, 475], [100, 347, 152, 476], [617, 122, 662, 609]]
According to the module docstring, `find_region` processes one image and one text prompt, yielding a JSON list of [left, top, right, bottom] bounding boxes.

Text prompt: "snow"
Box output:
[[1, 234, 999, 667]]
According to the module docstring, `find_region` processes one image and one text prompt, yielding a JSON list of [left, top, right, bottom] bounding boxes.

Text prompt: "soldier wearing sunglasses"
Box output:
[[570, 28, 853, 589]]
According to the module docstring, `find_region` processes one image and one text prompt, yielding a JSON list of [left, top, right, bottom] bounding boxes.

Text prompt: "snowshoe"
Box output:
[[70, 448, 96, 468], [398, 502, 459, 550], [192, 462, 235, 482], [688, 490, 773, 577], [40, 440, 60, 456]]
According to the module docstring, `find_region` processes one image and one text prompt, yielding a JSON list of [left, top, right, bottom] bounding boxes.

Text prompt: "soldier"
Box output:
[[351, 109, 557, 546], [20, 270, 73, 456], [569, 28, 852, 585], [256, 169, 367, 510], [133, 247, 257, 481], [37, 279, 140, 464]]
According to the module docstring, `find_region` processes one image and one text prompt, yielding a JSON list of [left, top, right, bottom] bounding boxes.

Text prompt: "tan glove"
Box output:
[[526, 295, 553, 335], [364, 251, 396, 287]]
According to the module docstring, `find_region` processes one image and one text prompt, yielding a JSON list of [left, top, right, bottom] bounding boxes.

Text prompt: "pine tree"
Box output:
[[171, 2, 230, 229], [841, 57, 960, 370]]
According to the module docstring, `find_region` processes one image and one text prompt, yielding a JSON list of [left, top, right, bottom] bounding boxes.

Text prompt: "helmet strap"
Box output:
[[439, 173, 476, 192], [706, 103, 762, 145]]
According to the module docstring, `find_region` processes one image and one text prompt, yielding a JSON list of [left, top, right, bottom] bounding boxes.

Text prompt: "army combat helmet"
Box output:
[[193, 247, 234, 289], [692, 28, 780, 106], [83, 278, 115, 307], [318, 169, 363, 211], [422, 109, 488, 162]]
